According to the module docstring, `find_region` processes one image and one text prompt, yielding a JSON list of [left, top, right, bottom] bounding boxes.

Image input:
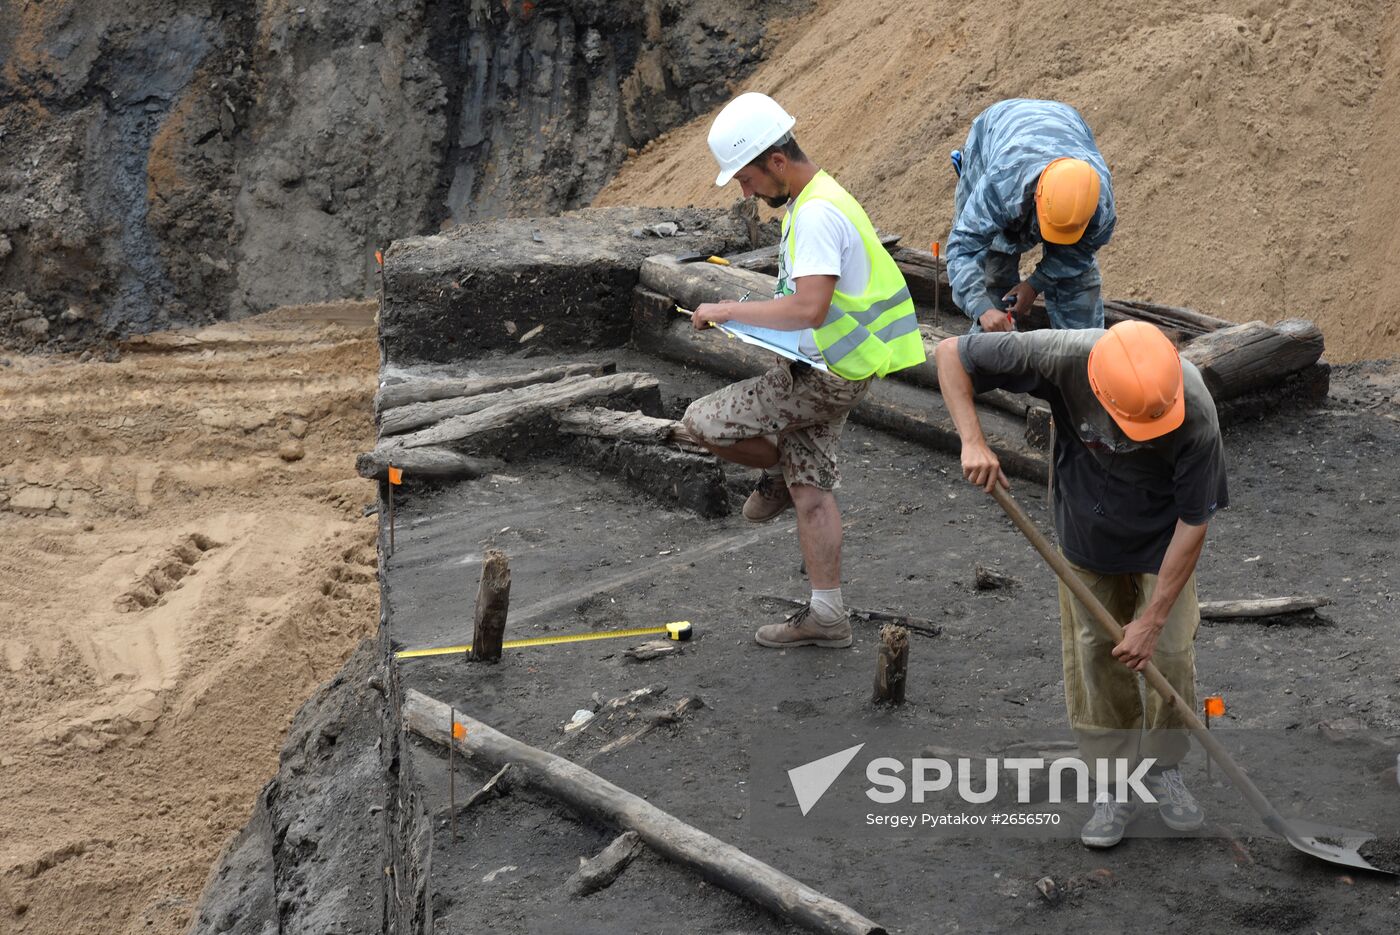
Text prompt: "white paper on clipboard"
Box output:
[[716, 321, 829, 370]]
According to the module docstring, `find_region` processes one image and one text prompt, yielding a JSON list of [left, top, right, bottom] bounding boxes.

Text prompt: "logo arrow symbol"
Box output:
[[787, 743, 865, 816]]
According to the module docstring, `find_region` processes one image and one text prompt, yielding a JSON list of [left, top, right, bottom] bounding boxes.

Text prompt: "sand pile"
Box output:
[[597, 0, 1400, 362], [0, 305, 381, 934]]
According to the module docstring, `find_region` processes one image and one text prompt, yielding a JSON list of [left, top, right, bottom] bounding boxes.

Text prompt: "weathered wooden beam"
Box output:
[[639, 254, 775, 308], [402, 690, 887, 935], [1199, 595, 1331, 619], [556, 407, 703, 451], [724, 232, 901, 275], [470, 549, 510, 663], [375, 363, 610, 415], [1181, 319, 1325, 401], [355, 445, 494, 481], [392, 372, 661, 450], [889, 245, 1230, 338]]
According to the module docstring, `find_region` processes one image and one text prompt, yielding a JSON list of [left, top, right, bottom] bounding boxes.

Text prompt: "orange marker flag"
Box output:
[[452, 722, 466, 740], [388, 466, 403, 485], [375, 249, 384, 267], [1204, 696, 1225, 718], [932, 241, 940, 260]]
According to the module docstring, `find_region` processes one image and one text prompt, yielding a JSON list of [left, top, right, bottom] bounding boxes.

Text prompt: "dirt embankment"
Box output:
[[0, 0, 801, 346], [0, 306, 381, 934], [597, 0, 1400, 362]]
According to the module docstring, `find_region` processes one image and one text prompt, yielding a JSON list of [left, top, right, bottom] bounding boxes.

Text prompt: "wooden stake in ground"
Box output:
[[402, 690, 885, 935], [873, 625, 909, 705], [470, 549, 511, 662]]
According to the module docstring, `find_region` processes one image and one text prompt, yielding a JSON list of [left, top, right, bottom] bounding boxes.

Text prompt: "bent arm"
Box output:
[[1142, 519, 1209, 627], [935, 337, 1008, 491], [696, 274, 836, 331]]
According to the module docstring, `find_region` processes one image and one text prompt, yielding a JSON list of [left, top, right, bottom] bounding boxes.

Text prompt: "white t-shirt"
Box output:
[[776, 199, 871, 358]]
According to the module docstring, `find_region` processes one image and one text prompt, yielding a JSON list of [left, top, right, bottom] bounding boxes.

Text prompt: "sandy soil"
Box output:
[[0, 304, 380, 934], [596, 0, 1400, 363]]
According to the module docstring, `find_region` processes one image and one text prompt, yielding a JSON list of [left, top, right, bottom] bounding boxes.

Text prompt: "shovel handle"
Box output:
[[989, 484, 1286, 827]]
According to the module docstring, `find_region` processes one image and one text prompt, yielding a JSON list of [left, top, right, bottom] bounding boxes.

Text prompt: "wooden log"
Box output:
[[724, 232, 901, 275], [375, 363, 610, 415], [392, 372, 661, 450], [1180, 319, 1325, 401], [402, 690, 886, 935], [873, 626, 909, 705], [568, 831, 646, 897], [383, 372, 629, 436], [1199, 595, 1331, 619], [889, 245, 1225, 338], [639, 254, 776, 308], [355, 445, 494, 481], [470, 549, 510, 663], [556, 407, 703, 452], [630, 293, 1048, 484]]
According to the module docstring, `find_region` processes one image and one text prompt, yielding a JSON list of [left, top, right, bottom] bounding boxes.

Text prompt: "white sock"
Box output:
[[810, 587, 844, 620]]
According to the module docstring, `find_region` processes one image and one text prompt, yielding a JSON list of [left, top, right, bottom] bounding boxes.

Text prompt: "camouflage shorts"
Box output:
[[682, 362, 871, 490]]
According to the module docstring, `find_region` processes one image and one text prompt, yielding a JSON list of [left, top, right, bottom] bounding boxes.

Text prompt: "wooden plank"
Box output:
[[402, 691, 887, 935], [392, 372, 660, 450], [375, 363, 610, 415], [381, 372, 626, 436], [555, 407, 694, 448], [1199, 595, 1331, 619]]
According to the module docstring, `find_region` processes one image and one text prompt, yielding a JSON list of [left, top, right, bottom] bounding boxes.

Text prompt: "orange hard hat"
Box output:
[[1035, 157, 1101, 245], [1087, 321, 1185, 441]]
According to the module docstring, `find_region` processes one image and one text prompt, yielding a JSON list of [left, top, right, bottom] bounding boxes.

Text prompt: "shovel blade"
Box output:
[[1277, 817, 1395, 875]]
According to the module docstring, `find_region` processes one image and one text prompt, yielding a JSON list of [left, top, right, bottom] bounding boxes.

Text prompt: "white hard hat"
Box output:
[[707, 92, 797, 186]]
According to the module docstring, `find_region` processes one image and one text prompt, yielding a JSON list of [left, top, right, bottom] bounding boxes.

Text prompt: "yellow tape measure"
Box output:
[[395, 621, 693, 660]]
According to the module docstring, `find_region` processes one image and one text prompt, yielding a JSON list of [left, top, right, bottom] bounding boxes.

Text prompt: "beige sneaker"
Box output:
[[755, 605, 852, 649], [743, 473, 793, 523]]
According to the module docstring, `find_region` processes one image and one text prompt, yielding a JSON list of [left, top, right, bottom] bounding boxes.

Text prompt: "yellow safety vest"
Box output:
[[780, 171, 924, 379]]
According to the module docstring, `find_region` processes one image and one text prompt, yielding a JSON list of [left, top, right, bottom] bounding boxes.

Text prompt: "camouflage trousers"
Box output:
[[1058, 556, 1201, 770], [681, 361, 871, 491]]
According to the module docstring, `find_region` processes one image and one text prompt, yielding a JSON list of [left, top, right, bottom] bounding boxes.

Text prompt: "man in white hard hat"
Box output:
[[681, 92, 924, 649]]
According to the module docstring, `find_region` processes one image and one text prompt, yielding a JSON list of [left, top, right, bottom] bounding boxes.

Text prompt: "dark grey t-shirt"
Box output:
[[958, 329, 1228, 574]]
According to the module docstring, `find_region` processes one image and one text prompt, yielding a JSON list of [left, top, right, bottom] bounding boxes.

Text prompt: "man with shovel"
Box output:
[[934, 321, 1228, 848]]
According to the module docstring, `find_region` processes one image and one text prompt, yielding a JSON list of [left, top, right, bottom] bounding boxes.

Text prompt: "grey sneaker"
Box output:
[[755, 605, 852, 649], [1143, 767, 1205, 831], [743, 473, 793, 523], [1080, 792, 1140, 848]]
